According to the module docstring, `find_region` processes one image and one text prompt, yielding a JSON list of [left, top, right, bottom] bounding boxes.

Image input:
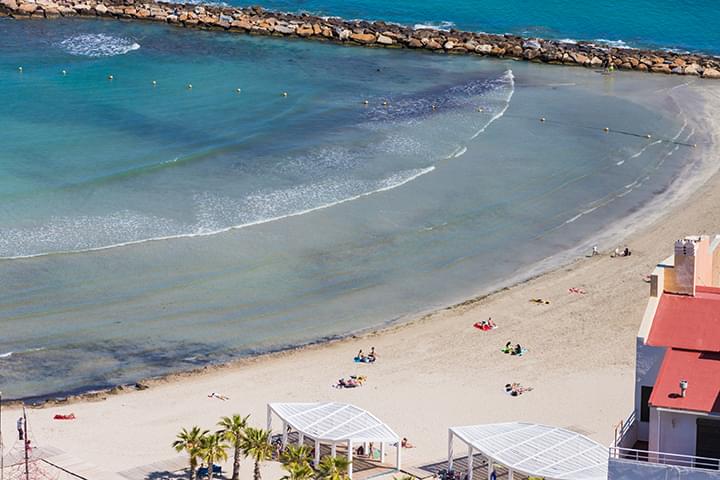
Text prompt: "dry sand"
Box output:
[[2, 81, 719, 479]]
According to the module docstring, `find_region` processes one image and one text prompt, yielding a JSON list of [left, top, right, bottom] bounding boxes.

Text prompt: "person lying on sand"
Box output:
[[612, 246, 632, 257], [568, 287, 586, 294], [505, 383, 533, 397], [401, 437, 415, 448], [474, 318, 497, 331], [208, 392, 229, 401], [530, 298, 550, 304], [512, 344, 523, 356], [335, 375, 367, 388]]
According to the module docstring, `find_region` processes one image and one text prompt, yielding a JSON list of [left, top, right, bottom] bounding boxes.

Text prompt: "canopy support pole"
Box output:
[[266, 406, 272, 432], [467, 444, 474, 480], [331, 443, 336, 458], [298, 433, 304, 446], [447, 430, 454, 471], [381, 442, 386, 463], [486, 457, 493, 480], [347, 440, 353, 480], [396, 441, 402, 472], [314, 439, 320, 468], [508, 468, 514, 479], [281, 421, 288, 447]]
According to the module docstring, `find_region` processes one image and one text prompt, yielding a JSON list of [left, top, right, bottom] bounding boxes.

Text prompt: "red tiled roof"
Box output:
[[647, 286, 720, 352], [649, 348, 720, 414]]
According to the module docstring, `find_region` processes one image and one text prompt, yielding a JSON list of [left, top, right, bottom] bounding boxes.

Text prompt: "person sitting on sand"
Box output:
[[624, 247, 632, 257], [401, 437, 415, 448], [358, 349, 365, 360], [503, 341, 512, 353], [369, 347, 377, 360], [513, 344, 523, 356]]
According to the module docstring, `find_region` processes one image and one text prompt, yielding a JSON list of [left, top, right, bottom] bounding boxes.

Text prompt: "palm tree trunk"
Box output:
[[208, 456, 215, 480], [254, 459, 261, 480], [232, 446, 241, 480], [190, 458, 197, 480]]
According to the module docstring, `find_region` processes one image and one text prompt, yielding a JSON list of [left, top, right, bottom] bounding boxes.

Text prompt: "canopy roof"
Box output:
[[268, 402, 400, 444], [450, 422, 608, 480]]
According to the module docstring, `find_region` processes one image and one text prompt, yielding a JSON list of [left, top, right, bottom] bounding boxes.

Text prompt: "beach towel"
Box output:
[[53, 413, 76, 420], [473, 322, 497, 331]]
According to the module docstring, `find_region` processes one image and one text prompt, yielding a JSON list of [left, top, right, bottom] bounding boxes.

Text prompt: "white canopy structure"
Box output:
[[448, 422, 608, 480], [267, 402, 401, 479]]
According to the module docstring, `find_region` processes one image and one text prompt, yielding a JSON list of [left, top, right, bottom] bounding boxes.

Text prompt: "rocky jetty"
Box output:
[[2, 0, 719, 79]]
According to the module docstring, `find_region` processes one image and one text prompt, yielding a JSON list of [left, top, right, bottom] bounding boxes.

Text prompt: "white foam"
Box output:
[[593, 38, 634, 49], [0, 352, 13, 359], [413, 21, 455, 31], [0, 167, 435, 260], [58, 34, 140, 57], [471, 70, 514, 140]]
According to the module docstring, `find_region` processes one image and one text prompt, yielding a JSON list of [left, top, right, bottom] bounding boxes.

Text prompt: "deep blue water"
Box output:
[[247, 0, 717, 54]]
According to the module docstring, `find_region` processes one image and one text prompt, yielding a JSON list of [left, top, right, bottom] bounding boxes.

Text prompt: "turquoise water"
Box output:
[[251, 0, 718, 54], [0, 18, 706, 399]]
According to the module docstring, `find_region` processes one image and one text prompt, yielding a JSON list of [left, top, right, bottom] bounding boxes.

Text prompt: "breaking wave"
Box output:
[[58, 34, 140, 57]]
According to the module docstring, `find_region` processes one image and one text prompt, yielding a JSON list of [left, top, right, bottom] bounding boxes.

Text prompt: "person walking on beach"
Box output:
[[17, 416, 24, 440]]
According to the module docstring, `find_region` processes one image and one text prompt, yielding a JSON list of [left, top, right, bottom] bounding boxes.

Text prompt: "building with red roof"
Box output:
[[609, 236, 720, 478]]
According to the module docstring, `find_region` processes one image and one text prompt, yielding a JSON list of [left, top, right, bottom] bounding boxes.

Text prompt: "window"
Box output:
[[640, 386, 653, 422]]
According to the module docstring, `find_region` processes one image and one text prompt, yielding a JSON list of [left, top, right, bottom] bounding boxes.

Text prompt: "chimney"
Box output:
[[664, 239, 697, 295]]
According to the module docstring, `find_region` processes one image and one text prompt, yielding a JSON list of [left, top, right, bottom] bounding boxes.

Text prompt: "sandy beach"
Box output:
[[2, 79, 719, 479]]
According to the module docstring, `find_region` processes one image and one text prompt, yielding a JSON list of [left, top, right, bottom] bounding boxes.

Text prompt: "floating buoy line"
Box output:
[[5, 67, 705, 148]]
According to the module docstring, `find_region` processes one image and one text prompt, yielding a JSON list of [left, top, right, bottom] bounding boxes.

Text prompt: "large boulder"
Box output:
[[376, 34, 393, 45], [684, 63, 701, 76], [296, 24, 313, 36], [1, 0, 18, 10], [350, 32, 375, 44], [703, 68, 720, 79], [407, 37, 423, 48], [273, 24, 295, 35], [590, 56, 603, 66], [17, 3, 37, 14], [475, 44, 492, 53], [94, 4, 107, 14]]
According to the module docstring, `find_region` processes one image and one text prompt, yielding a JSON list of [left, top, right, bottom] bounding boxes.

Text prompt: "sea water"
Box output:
[[0, 18, 707, 399]]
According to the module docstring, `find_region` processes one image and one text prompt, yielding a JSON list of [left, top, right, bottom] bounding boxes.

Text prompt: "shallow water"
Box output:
[[241, 0, 717, 54], [0, 18, 704, 399]]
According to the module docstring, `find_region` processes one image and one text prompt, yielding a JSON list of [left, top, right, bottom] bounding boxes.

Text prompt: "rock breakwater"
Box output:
[[2, 0, 720, 79]]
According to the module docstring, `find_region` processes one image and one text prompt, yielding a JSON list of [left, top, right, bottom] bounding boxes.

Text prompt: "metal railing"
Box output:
[[609, 446, 720, 471], [612, 410, 637, 448]]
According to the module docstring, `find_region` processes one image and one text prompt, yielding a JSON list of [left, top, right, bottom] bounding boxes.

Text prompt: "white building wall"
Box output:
[[608, 458, 720, 480], [649, 408, 698, 457], [636, 340, 666, 441]]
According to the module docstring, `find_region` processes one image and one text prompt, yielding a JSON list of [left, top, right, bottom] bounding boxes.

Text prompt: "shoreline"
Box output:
[[1, 82, 719, 477], [6, 78, 717, 409], [1, 0, 720, 79]]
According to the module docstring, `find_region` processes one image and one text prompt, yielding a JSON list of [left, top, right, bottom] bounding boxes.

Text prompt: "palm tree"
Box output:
[[172, 426, 209, 480], [280, 461, 314, 480], [200, 433, 229, 480], [316, 455, 351, 480], [280, 444, 312, 467], [218, 414, 250, 480], [240, 427, 274, 480]]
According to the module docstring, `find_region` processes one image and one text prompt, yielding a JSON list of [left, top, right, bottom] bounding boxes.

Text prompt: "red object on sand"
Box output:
[[53, 413, 76, 420]]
